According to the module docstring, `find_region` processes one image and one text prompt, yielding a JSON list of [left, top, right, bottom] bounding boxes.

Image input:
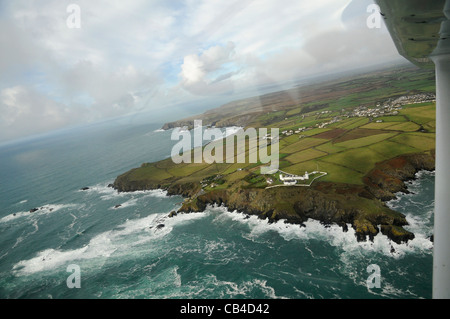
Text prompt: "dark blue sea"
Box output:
[[0, 118, 435, 299]]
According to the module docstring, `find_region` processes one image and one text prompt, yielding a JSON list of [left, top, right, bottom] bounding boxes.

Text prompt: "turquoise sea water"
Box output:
[[0, 119, 435, 299]]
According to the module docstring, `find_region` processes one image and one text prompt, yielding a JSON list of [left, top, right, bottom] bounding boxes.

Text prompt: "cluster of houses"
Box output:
[[275, 93, 435, 139], [349, 104, 401, 118], [262, 134, 279, 142], [316, 117, 341, 129], [281, 130, 294, 136], [381, 93, 435, 108], [281, 127, 312, 137], [349, 93, 435, 119]]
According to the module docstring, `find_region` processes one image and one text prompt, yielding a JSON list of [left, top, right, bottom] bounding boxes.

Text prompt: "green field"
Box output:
[[315, 141, 348, 154], [280, 137, 327, 153], [390, 133, 436, 151], [168, 163, 210, 177], [361, 122, 400, 130], [367, 140, 419, 158], [129, 164, 173, 181], [334, 132, 397, 149], [340, 118, 370, 130], [375, 115, 407, 122], [284, 148, 328, 164], [320, 147, 386, 174], [384, 122, 421, 132], [301, 128, 332, 136], [284, 160, 364, 185], [399, 103, 436, 129]]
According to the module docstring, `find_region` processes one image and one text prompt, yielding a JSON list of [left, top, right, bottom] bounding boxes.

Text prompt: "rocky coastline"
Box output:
[[113, 151, 435, 245]]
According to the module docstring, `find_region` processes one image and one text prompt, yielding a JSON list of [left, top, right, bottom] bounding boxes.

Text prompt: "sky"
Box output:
[[0, 0, 407, 144]]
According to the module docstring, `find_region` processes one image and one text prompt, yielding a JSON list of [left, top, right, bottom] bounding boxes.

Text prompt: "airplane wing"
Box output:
[[377, 0, 449, 68], [376, 0, 450, 299]]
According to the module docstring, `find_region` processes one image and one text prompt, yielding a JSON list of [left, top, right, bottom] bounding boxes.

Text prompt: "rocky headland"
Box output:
[[113, 151, 435, 245]]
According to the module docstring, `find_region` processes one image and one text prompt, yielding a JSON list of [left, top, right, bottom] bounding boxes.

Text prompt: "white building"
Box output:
[[279, 171, 310, 185]]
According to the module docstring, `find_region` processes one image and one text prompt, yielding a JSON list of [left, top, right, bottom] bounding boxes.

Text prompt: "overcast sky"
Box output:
[[0, 0, 406, 144]]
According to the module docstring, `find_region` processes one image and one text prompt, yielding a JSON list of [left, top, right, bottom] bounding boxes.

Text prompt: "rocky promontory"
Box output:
[[364, 151, 435, 201], [113, 151, 435, 245]]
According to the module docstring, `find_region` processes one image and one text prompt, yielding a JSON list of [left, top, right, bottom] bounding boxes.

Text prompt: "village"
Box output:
[[279, 93, 436, 137]]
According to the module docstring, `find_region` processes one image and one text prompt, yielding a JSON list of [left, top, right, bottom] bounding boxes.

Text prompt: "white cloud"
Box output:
[[181, 55, 207, 85], [0, 86, 85, 142], [0, 0, 404, 143], [177, 0, 402, 96], [180, 42, 237, 95], [58, 61, 160, 114]]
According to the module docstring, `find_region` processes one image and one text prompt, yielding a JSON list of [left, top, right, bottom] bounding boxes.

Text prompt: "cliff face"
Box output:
[[113, 151, 435, 245], [364, 151, 435, 201], [177, 182, 412, 244], [113, 168, 201, 197]]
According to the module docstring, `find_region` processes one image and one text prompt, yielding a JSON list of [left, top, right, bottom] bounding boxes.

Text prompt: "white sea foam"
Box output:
[[0, 211, 29, 223], [12, 211, 207, 276], [83, 183, 169, 201], [203, 274, 283, 299], [207, 204, 433, 259], [67, 213, 78, 230], [173, 265, 182, 288], [135, 270, 284, 299], [415, 170, 435, 179], [12, 221, 39, 249], [109, 198, 139, 210], [0, 203, 79, 224]]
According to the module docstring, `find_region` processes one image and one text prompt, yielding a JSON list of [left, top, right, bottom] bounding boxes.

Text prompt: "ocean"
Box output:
[[0, 118, 435, 299]]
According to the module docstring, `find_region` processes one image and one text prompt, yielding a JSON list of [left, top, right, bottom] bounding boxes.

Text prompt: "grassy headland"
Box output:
[[114, 65, 436, 244]]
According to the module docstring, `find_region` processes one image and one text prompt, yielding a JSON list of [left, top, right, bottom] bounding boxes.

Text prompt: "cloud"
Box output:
[[0, 0, 168, 140], [58, 61, 161, 115], [0, 0, 405, 143], [176, 0, 402, 96], [180, 42, 238, 95], [0, 86, 85, 142]]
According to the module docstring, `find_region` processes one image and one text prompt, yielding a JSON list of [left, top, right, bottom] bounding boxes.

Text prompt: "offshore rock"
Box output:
[[168, 211, 177, 218], [380, 225, 415, 244]]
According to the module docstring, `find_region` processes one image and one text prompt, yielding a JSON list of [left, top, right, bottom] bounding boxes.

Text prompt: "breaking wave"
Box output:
[[207, 204, 433, 259], [12, 211, 207, 276], [0, 203, 80, 224]]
